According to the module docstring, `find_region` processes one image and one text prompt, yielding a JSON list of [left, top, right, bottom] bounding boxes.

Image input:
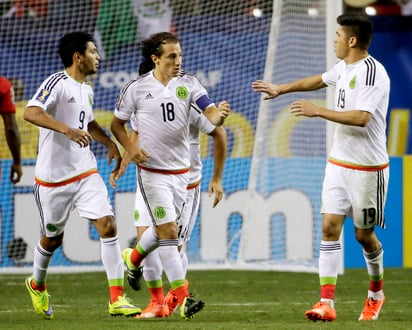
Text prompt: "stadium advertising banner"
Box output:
[[0, 26, 410, 270]]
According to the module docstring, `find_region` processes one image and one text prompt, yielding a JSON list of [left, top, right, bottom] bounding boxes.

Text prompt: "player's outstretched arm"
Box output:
[[252, 74, 326, 100]]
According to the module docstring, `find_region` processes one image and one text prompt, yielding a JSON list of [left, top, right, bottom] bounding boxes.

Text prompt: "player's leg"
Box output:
[[79, 174, 140, 317], [140, 170, 204, 319], [166, 184, 199, 314], [133, 191, 168, 319], [356, 228, 385, 321], [123, 184, 157, 292], [138, 249, 169, 318], [305, 163, 346, 321], [304, 213, 343, 322], [352, 168, 388, 321], [123, 172, 160, 281], [25, 182, 73, 319]]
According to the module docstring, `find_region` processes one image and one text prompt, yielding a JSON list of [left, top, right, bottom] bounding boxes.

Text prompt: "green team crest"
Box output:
[[46, 223, 57, 232], [176, 86, 189, 100], [349, 76, 357, 89], [154, 206, 166, 219]]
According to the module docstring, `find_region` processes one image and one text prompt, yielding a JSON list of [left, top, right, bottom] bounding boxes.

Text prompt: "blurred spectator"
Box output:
[[94, 0, 175, 59], [132, 0, 175, 41], [399, 0, 412, 14], [0, 1, 12, 16], [2, 0, 48, 17], [94, 0, 137, 58], [345, 0, 412, 15]]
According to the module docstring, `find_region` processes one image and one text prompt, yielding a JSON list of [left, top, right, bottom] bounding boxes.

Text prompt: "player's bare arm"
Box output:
[[110, 132, 137, 187], [24, 105, 92, 147], [290, 99, 372, 127], [208, 125, 227, 208], [252, 74, 326, 100], [111, 116, 149, 165]]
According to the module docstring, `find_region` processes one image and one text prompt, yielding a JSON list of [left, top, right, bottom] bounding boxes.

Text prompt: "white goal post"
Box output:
[[239, 0, 343, 272]]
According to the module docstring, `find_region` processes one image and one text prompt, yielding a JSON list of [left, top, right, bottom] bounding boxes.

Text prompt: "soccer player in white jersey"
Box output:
[[252, 13, 389, 322], [111, 104, 227, 318], [23, 32, 141, 319], [110, 32, 229, 319]]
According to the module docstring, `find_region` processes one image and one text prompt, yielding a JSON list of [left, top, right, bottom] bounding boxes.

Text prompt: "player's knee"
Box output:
[[41, 234, 63, 252], [157, 222, 178, 240], [321, 222, 341, 240], [94, 216, 117, 238], [355, 228, 378, 249]]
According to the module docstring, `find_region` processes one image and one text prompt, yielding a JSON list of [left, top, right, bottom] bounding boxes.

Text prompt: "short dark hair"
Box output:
[[139, 32, 179, 75], [58, 31, 95, 68], [337, 13, 373, 50]]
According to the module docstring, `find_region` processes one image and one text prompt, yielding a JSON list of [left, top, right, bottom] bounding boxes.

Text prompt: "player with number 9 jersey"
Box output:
[[26, 72, 97, 184]]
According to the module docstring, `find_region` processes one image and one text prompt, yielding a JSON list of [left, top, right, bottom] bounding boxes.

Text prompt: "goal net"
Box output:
[[0, 0, 336, 272]]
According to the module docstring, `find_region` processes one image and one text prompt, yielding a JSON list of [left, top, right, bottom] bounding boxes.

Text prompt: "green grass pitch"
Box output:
[[1, 268, 412, 329]]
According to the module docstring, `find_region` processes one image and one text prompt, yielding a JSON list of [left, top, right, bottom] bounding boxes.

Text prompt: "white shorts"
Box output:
[[321, 162, 389, 229], [137, 168, 188, 226], [177, 184, 201, 245], [134, 185, 151, 227], [33, 174, 114, 237]]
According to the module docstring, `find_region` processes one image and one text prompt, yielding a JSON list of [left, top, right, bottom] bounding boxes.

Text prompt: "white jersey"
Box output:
[[115, 70, 214, 172], [322, 56, 390, 169], [26, 71, 98, 184], [130, 103, 215, 183]]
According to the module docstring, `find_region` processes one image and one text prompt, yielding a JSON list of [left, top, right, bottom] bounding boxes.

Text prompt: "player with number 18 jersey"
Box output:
[[114, 70, 214, 173]]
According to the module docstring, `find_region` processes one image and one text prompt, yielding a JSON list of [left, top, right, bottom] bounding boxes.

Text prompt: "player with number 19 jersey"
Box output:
[[322, 56, 390, 169], [114, 70, 214, 173], [26, 71, 98, 185]]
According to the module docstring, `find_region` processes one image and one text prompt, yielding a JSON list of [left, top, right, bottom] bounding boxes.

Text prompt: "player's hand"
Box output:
[[208, 179, 223, 208], [113, 146, 149, 182], [251, 80, 281, 100], [10, 163, 22, 184], [128, 145, 149, 164], [109, 170, 118, 188], [65, 128, 93, 147], [107, 141, 122, 171], [290, 99, 319, 117], [217, 101, 231, 120], [114, 151, 132, 181]]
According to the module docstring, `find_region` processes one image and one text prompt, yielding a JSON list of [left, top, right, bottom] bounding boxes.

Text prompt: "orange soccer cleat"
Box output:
[[358, 295, 385, 321], [135, 300, 169, 319], [165, 279, 190, 315], [305, 301, 336, 321]]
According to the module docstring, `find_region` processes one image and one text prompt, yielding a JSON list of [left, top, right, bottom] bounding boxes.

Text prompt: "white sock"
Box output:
[[142, 249, 162, 282], [158, 239, 184, 287], [101, 236, 124, 283], [32, 241, 53, 286]]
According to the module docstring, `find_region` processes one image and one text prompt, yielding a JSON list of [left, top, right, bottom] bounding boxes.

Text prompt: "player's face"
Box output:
[[334, 25, 350, 60], [79, 42, 100, 75], [154, 42, 182, 79]]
